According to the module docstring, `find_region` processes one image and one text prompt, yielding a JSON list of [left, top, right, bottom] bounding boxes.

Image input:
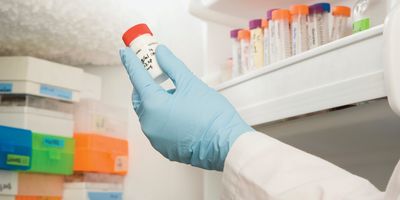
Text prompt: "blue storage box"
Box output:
[[0, 125, 32, 170]]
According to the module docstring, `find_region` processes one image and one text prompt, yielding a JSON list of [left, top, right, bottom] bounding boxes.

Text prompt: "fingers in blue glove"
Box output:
[[119, 48, 164, 98], [156, 45, 193, 88]]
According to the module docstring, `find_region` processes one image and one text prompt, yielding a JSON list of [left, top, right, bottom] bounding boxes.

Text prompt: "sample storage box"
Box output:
[[0, 171, 18, 195], [0, 126, 32, 170], [0, 56, 83, 102], [0, 94, 74, 114], [80, 73, 102, 101], [29, 133, 74, 175], [0, 106, 74, 138], [65, 172, 124, 184], [73, 133, 128, 175], [15, 196, 62, 200], [0, 195, 15, 200], [74, 100, 127, 139], [17, 173, 64, 197], [63, 183, 123, 200]]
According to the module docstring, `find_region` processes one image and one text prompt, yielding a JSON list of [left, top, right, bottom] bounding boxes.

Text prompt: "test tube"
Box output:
[[238, 29, 251, 74], [267, 9, 278, 63], [308, 3, 331, 49], [331, 6, 351, 41], [261, 19, 270, 66], [271, 9, 292, 61], [249, 19, 264, 70], [290, 5, 309, 55], [230, 29, 241, 78]]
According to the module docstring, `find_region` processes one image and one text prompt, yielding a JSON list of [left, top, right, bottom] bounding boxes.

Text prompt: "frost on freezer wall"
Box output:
[[0, 0, 204, 74], [0, 0, 137, 66]]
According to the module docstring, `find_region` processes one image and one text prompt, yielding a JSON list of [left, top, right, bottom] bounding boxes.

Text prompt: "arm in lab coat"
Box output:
[[221, 131, 388, 200]]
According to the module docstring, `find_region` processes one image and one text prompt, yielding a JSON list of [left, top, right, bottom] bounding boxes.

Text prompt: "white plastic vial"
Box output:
[[122, 23, 168, 83], [353, 0, 387, 33], [331, 6, 351, 41], [238, 30, 251, 74], [308, 3, 331, 49], [249, 19, 264, 69], [262, 19, 270, 66], [230, 29, 241, 78], [271, 9, 292, 61], [290, 5, 309, 55]]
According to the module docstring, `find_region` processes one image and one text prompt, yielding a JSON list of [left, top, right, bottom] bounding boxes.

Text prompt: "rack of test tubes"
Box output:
[[0, 57, 128, 200], [223, 2, 368, 82]]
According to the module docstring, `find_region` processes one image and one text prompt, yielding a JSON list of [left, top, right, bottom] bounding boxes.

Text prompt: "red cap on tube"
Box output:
[[122, 23, 153, 46]]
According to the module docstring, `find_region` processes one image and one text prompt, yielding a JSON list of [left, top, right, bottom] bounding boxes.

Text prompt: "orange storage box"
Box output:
[[16, 196, 61, 200], [73, 133, 128, 175]]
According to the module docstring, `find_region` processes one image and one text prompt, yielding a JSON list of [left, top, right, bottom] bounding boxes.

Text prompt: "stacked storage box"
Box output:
[[64, 95, 129, 200], [0, 57, 83, 199]]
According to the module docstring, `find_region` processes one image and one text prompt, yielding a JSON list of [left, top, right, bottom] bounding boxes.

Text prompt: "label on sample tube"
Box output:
[[250, 28, 264, 69], [88, 192, 123, 200], [39, 84, 72, 100], [6, 154, 30, 166], [0, 83, 12, 92]]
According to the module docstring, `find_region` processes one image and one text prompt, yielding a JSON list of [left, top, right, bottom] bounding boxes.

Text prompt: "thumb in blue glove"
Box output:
[[120, 45, 253, 171]]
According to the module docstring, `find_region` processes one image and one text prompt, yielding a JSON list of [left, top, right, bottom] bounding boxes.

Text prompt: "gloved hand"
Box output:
[[120, 45, 253, 171]]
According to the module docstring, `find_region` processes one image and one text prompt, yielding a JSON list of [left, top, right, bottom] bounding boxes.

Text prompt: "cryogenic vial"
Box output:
[[271, 9, 292, 61], [290, 5, 309, 55], [267, 9, 278, 63], [331, 6, 351, 41], [122, 23, 168, 83], [262, 19, 270, 66], [353, 0, 387, 33], [238, 29, 251, 74], [308, 3, 331, 49], [249, 19, 264, 69], [230, 29, 241, 78]]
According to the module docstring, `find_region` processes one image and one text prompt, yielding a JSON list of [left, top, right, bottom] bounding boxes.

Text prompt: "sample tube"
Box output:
[[262, 19, 270, 66], [238, 29, 251, 74], [230, 29, 241, 78], [249, 19, 264, 70], [267, 9, 278, 63], [331, 6, 351, 41], [290, 5, 309, 55], [308, 3, 331, 49], [271, 9, 292, 61], [122, 24, 168, 83]]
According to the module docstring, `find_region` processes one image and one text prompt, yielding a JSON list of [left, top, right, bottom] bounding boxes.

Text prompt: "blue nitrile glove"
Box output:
[[119, 45, 253, 171]]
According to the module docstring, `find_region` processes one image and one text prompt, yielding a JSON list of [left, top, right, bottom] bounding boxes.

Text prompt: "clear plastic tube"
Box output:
[[230, 29, 241, 78], [290, 5, 309, 55], [272, 10, 292, 61], [308, 3, 331, 49], [262, 19, 270, 66], [238, 30, 251, 74], [267, 9, 278, 64], [331, 6, 351, 41], [331, 16, 348, 40], [353, 0, 387, 33]]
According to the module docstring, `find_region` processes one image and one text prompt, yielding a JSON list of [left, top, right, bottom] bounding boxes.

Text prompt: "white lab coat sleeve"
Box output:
[[221, 131, 385, 200]]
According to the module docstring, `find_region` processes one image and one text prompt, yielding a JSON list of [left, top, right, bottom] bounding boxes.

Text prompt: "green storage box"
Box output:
[[29, 132, 75, 175]]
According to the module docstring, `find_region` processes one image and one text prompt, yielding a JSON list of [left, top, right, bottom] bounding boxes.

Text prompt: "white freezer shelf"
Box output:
[[215, 25, 400, 126], [190, 0, 361, 27]]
